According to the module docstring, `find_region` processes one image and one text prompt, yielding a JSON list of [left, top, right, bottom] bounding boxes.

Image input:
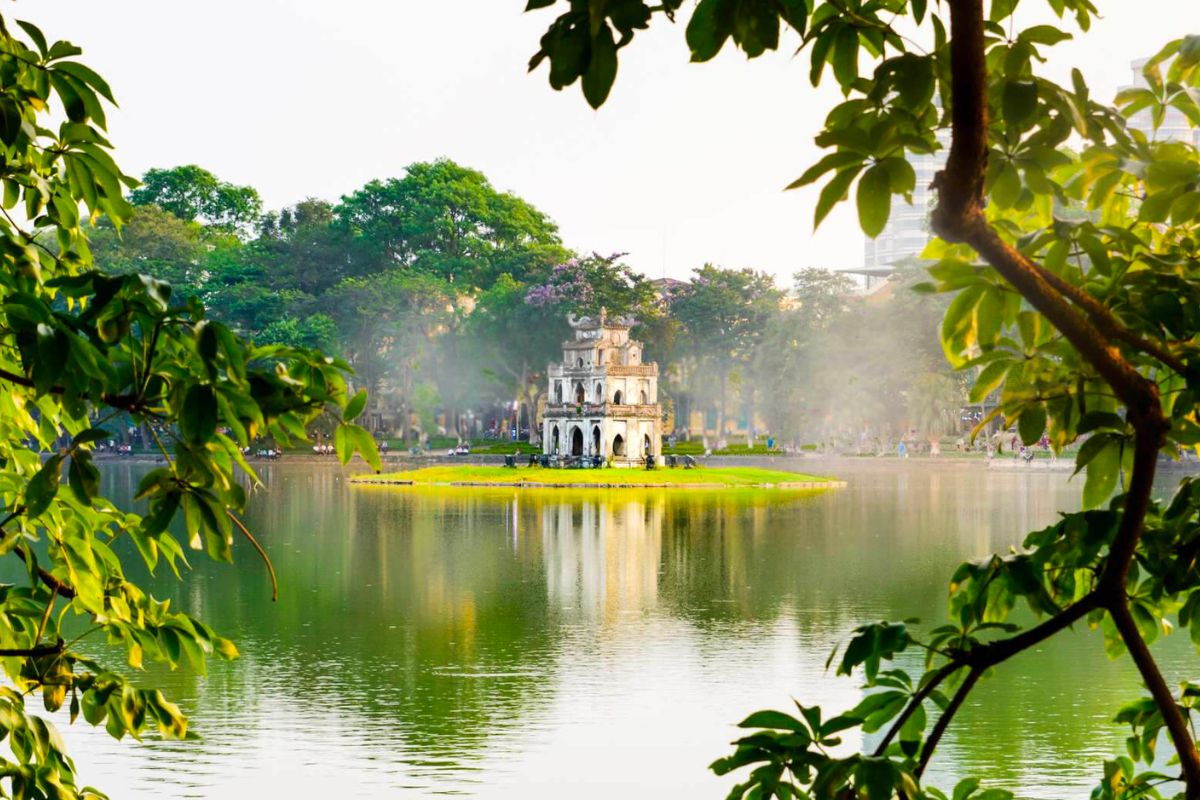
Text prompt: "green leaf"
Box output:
[[1002, 80, 1039, 129], [343, 389, 368, 423], [1082, 440, 1121, 510], [180, 384, 217, 445], [786, 151, 863, 190], [686, 0, 731, 62], [970, 360, 1010, 403], [738, 710, 808, 732], [581, 24, 617, 109], [335, 423, 382, 472], [1018, 25, 1073, 46], [1018, 404, 1046, 446], [856, 164, 891, 238], [26, 455, 64, 518], [67, 451, 100, 505], [831, 25, 859, 88], [814, 165, 863, 229]]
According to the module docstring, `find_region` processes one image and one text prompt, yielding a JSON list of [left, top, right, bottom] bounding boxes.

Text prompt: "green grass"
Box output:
[[355, 465, 834, 487]]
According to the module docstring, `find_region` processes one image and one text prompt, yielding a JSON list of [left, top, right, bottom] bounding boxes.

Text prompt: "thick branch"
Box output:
[[1034, 269, 1187, 375], [929, 0, 1157, 419]]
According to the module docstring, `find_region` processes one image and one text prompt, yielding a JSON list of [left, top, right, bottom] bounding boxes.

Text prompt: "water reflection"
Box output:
[[49, 461, 1195, 798]]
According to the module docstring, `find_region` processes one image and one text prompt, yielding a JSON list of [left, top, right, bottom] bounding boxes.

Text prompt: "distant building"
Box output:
[[542, 310, 663, 465], [1124, 58, 1200, 146]]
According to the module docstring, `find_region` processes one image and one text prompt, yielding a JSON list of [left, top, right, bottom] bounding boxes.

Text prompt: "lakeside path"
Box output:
[[351, 465, 843, 489]]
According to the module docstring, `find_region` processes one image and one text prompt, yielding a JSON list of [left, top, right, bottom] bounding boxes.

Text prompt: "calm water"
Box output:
[[52, 459, 1195, 798]]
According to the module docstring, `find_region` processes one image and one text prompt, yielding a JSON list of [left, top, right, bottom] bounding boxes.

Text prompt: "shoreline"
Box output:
[[352, 478, 845, 490]]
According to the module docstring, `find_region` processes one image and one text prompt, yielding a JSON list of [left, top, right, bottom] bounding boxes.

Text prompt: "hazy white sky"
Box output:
[[11, 1, 1198, 282]]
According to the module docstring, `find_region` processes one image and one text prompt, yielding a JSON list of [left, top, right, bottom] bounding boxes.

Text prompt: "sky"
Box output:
[[10, 1, 1198, 283]]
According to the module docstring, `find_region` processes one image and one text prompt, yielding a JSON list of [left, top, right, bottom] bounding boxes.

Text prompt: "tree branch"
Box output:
[[915, 667, 981, 778], [873, 661, 960, 756], [1109, 598, 1200, 789], [13, 544, 77, 599], [0, 367, 147, 413], [921, 0, 1196, 790], [226, 510, 278, 602], [962, 591, 1100, 668], [0, 639, 64, 658]]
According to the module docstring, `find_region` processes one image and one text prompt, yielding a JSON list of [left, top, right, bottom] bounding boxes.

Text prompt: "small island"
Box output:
[[352, 465, 842, 489]]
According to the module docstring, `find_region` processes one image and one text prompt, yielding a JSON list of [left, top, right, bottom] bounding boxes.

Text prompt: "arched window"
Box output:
[[640, 390, 648, 404], [613, 390, 623, 405], [592, 425, 601, 455], [555, 383, 563, 404], [551, 425, 560, 454], [613, 434, 626, 456], [643, 433, 652, 454], [575, 382, 585, 404], [571, 427, 584, 456], [577, 357, 583, 368], [595, 382, 603, 402]]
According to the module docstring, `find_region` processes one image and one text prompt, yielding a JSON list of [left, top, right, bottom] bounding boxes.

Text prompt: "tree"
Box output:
[[130, 164, 262, 231], [528, 2, 1200, 799], [751, 269, 855, 442], [323, 271, 452, 441], [467, 273, 566, 445], [336, 159, 566, 286], [906, 373, 965, 446], [89, 204, 205, 294], [669, 265, 782, 440], [0, 16, 378, 798]]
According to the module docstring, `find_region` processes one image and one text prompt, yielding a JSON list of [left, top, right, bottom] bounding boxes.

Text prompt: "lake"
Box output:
[[55, 459, 1194, 798]]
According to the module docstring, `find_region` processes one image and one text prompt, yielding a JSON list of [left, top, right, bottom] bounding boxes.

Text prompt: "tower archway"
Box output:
[[570, 426, 583, 456], [613, 434, 626, 457], [592, 425, 601, 456], [551, 425, 560, 454]]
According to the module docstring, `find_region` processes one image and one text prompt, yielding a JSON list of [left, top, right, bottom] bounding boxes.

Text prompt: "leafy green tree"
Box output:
[[89, 204, 204, 294], [129, 164, 262, 232], [906, 373, 965, 446], [528, 2, 1200, 798], [0, 16, 378, 798], [336, 159, 565, 286], [669, 265, 782, 439], [254, 198, 355, 297], [466, 273, 569, 445], [323, 271, 452, 441]]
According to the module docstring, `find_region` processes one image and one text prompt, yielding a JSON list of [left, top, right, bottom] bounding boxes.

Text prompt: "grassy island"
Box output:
[[352, 465, 841, 489]]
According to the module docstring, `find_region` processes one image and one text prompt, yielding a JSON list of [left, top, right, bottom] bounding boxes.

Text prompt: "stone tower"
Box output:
[[542, 310, 662, 466]]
